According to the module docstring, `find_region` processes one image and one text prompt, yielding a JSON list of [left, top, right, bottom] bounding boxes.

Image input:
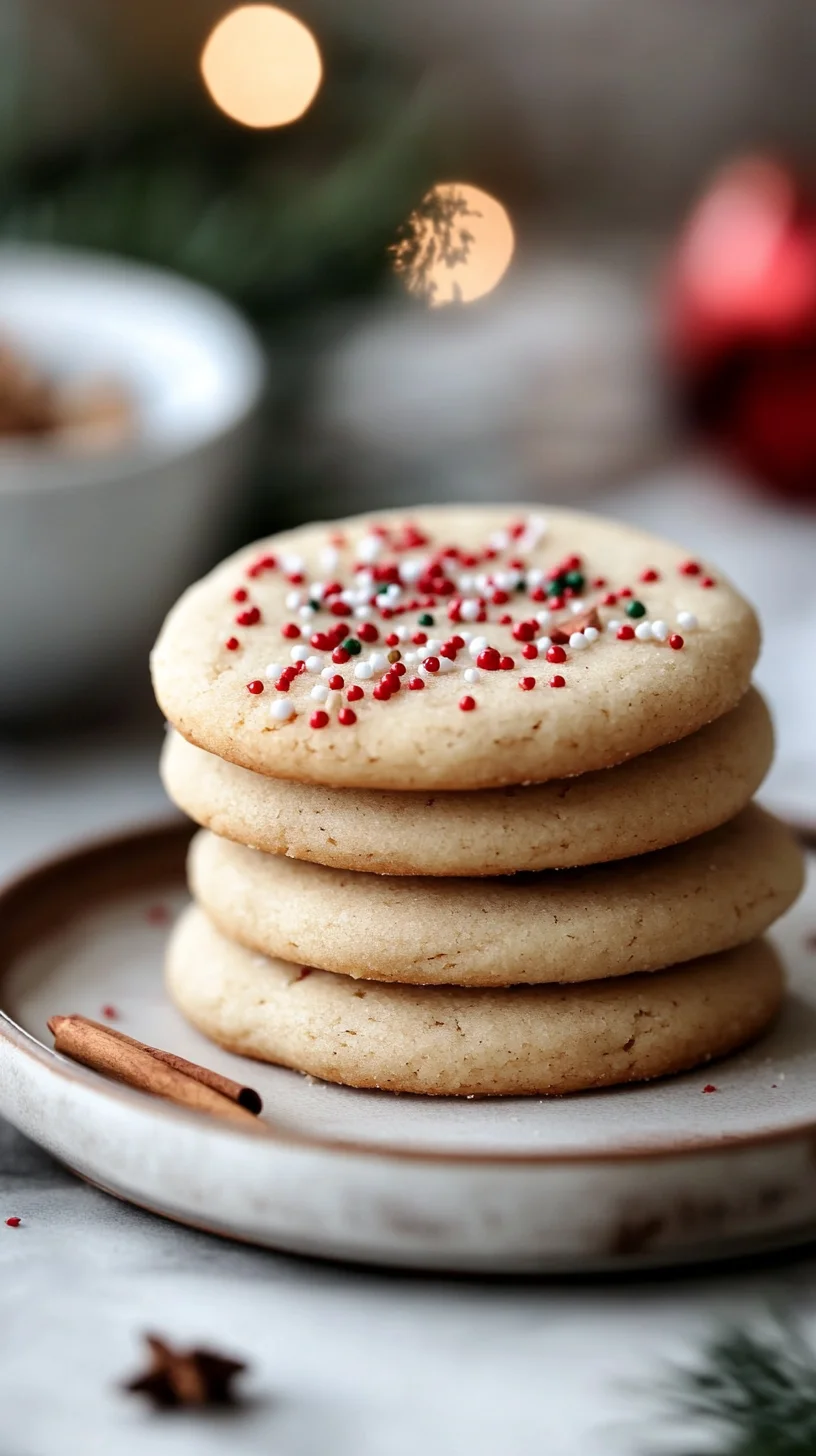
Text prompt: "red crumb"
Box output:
[[702, 1084, 718, 1094]]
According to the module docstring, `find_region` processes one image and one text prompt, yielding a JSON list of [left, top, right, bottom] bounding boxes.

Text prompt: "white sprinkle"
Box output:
[[474, 573, 489, 593], [321, 666, 335, 680], [650, 620, 669, 642], [583, 626, 600, 643], [458, 575, 475, 595], [460, 598, 481, 622], [265, 662, 282, 679], [310, 582, 324, 600], [403, 651, 417, 666], [320, 546, 339, 572], [489, 530, 510, 551], [369, 652, 389, 676], [635, 621, 652, 641], [426, 638, 443, 655], [270, 700, 295, 722], [677, 611, 698, 631], [357, 534, 382, 565], [310, 684, 329, 703], [355, 569, 373, 588], [569, 632, 587, 650], [460, 631, 473, 644], [526, 567, 545, 589], [607, 619, 621, 634], [290, 646, 309, 662], [354, 605, 372, 620], [384, 583, 401, 602], [469, 636, 489, 659], [536, 636, 552, 652], [569, 599, 586, 615], [298, 605, 315, 620], [399, 557, 426, 584], [354, 661, 374, 681], [305, 655, 324, 673], [395, 626, 409, 642], [438, 655, 455, 673], [285, 590, 303, 611], [418, 663, 431, 679], [463, 667, 480, 684], [281, 553, 304, 576], [535, 609, 552, 628]]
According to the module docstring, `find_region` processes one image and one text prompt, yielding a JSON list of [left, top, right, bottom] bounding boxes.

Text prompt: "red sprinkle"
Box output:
[[546, 645, 567, 664], [512, 620, 536, 642], [246, 680, 264, 695], [498, 613, 513, 626], [669, 634, 684, 650], [491, 589, 509, 606], [412, 632, 428, 646], [5, 1217, 20, 1228], [499, 655, 515, 671], [329, 674, 344, 690], [101, 1005, 118, 1019], [423, 657, 440, 673], [618, 587, 632, 599], [701, 576, 716, 589], [680, 560, 701, 576], [549, 675, 566, 688], [330, 600, 349, 617], [275, 677, 291, 691], [519, 676, 536, 691], [310, 632, 331, 651], [237, 607, 262, 627], [408, 676, 425, 690], [617, 625, 635, 640], [338, 708, 357, 726], [522, 643, 538, 660], [601, 592, 617, 607], [702, 1084, 718, 1094], [392, 661, 407, 676], [385, 633, 400, 647], [357, 623, 378, 643], [592, 577, 607, 589], [232, 588, 248, 602], [310, 711, 329, 729], [225, 637, 240, 652], [332, 647, 351, 664], [347, 685, 364, 701], [281, 622, 300, 639], [640, 568, 659, 583], [459, 695, 476, 711], [373, 682, 392, 700], [476, 648, 501, 671]]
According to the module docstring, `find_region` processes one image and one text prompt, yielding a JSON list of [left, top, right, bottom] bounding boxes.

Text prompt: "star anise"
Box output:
[[124, 1334, 247, 1409]]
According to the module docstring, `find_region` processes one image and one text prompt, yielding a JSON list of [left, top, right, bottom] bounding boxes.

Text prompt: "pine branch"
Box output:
[[655, 1313, 816, 1456]]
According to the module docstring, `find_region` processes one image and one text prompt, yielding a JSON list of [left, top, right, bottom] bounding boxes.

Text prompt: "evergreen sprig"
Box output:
[[656, 1314, 816, 1456]]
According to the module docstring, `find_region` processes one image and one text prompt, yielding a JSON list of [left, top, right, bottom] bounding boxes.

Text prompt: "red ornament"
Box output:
[[666, 156, 816, 500]]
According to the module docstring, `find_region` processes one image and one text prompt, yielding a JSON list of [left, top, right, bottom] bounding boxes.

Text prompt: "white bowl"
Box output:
[[0, 245, 266, 719]]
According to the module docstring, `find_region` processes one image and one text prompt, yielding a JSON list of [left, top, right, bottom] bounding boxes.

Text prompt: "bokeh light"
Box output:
[[200, 5, 322, 129], [392, 183, 515, 307]]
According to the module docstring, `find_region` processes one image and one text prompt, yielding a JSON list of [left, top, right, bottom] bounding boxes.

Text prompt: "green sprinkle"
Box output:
[[418, 612, 434, 627], [376, 583, 390, 594], [626, 599, 646, 619], [564, 570, 584, 591], [343, 638, 362, 655], [309, 599, 321, 612], [547, 577, 565, 597], [515, 579, 526, 592]]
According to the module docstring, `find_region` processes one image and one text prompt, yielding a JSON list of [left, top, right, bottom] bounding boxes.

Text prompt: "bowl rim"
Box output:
[[0, 242, 268, 496]]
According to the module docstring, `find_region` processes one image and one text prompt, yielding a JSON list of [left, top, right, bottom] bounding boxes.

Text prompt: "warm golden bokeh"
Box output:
[[392, 183, 515, 306], [200, 5, 322, 129]]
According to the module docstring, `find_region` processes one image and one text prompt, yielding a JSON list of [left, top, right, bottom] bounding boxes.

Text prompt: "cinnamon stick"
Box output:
[[47, 1016, 263, 1129]]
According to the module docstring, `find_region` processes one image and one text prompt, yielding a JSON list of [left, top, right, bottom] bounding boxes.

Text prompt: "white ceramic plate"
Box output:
[[0, 824, 815, 1273]]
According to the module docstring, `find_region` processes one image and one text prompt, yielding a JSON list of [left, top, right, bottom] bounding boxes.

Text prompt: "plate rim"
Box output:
[[1, 818, 814, 1170]]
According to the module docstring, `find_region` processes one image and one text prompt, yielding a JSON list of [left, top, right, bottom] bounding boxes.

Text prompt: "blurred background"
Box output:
[[1, 0, 816, 819]]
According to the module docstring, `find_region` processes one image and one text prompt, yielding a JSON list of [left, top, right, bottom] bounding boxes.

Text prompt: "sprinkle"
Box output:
[[617, 625, 635, 640], [463, 668, 480, 684], [606, 620, 621, 634], [625, 600, 646, 619], [568, 632, 587, 650], [476, 648, 501, 671], [338, 708, 357, 726], [281, 622, 300, 639], [246, 680, 264, 695], [311, 684, 329, 702], [423, 657, 440, 673], [290, 645, 309, 662], [459, 695, 476, 711], [522, 643, 538, 660], [328, 674, 343, 690], [583, 626, 600, 643], [634, 622, 652, 641], [310, 711, 329, 729], [499, 655, 515, 670], [549, 675, 565, 688], [519, 676, 535, 691], [347, 685, 364, 701], [305, 655, 324, 673], [408, 676, 425, 690], [676, 611, 697, 631], [342, 638, 362, 656], [270, 700, 295, 722], [640, 568, 659, 582], [701, 576, 716, 589], [650, 620, 669, 642], [357, 622, 378, 642], [601, 592, 617, 607], [354, 661, 374, 680], [536, 636, 552, 652], [369, 653, 388, 675], [332, 647, 351, 664], [225, 637, 240, 651], [546, 645, 566, 664], [237, 607, 262, 627], [680, 560, 701, 576], [232, 588, 248, 603], [669, 634, 685, 650], [5, 1217, 20, 1228], [468, 636, 489, 658], [418, 612, 435, 627], [702, 1084, 718, 1094]]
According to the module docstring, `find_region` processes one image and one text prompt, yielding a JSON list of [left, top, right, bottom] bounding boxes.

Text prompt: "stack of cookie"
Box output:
[[152, 507, 803, 1096]]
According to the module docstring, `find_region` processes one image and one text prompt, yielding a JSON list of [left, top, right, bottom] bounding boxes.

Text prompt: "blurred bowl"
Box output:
[[0, 244, 266, 721]]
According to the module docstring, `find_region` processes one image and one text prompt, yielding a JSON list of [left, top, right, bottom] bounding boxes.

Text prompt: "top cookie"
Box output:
[[151, 506, 760, 790]]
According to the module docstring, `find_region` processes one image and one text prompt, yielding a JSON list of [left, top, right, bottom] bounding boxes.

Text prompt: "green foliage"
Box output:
[[657, 1315, 816, 1456]]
